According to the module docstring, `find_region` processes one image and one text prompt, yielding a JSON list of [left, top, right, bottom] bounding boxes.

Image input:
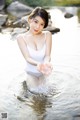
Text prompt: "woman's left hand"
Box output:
[[37, 62, 53, 76]]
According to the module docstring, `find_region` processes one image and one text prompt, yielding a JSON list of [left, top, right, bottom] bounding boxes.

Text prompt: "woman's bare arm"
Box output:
[[44, 31, 52, 62], [17, 34, 40, 66]]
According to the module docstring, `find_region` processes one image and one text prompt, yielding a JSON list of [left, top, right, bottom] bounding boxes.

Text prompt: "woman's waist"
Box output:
[[25, 64, 43, 77], [26, 71, 43, 77]]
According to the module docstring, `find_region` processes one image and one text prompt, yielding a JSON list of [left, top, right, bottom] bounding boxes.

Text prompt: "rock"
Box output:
[[0, 0, 5, 10], [0, 26, 2, 32], [0, 14, 8, 26], [6, 1, 33, 18], [12, 17, 29, 28], [5, 19, 14, 27], [11, 27, 27, 40], [2, 27, 13, 34], [64, 13, 74, 18], [44, 26, 60, 34]]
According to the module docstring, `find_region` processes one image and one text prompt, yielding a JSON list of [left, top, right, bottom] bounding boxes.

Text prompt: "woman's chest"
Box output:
[[25, 33, 46, 50], [27, 44, 46, 61], [27, 38, 45, 51]]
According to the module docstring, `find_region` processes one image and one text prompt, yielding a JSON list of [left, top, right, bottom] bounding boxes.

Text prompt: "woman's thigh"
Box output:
[[26, 74, 46, 89], [26, 74, 39, 89]]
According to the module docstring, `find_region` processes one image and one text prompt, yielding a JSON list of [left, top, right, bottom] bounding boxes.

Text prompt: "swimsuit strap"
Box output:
[[45, 32, 47, 40], [22, 34, 27, 43]]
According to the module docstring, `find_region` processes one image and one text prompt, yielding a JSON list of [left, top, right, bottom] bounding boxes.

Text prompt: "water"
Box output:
[[0, 16, 80, 120], [0, 66, 80, 120]]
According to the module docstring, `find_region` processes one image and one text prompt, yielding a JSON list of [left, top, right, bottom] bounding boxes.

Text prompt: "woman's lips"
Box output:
[[34, 29, 39, 32]]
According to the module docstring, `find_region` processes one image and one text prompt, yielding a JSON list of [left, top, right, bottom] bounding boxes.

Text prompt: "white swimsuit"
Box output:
[[25, 33, 46, 77]]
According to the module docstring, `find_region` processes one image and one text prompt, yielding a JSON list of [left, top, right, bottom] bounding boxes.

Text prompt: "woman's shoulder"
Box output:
[[16, 33, 25, 40], [43, 31, 52, 39], [16, 32, 29, 42], [43, 30, 52, 36]]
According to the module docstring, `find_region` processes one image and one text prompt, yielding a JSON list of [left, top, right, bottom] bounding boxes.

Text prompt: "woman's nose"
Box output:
[[36, 24, 40, 29]]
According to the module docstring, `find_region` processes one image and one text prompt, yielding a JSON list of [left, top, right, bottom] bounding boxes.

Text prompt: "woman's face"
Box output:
[[29, 16, 45, 35]]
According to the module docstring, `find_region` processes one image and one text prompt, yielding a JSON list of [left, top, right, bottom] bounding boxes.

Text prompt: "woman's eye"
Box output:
[[41, 24, 44, 27], [34, 20, 38, 23]]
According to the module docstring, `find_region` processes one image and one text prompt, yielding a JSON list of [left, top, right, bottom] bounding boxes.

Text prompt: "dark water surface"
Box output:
[[0, 19, 80, 120]]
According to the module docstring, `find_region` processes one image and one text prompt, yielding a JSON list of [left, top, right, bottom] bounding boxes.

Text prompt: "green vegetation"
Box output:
[[21, 0, 55, 7], [55, 0, 80, 6], [5, 0, 12, 6], [5, 0, 80, 7]]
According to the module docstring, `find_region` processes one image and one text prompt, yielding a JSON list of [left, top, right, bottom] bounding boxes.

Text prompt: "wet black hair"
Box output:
[[28, 7, 49, 28]]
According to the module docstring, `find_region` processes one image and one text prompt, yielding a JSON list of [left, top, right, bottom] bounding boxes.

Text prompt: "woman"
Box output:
[[17, 7, 53, 90]]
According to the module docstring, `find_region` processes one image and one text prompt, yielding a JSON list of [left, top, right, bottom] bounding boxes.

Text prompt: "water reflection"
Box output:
[[29, 95, 52, 120]]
